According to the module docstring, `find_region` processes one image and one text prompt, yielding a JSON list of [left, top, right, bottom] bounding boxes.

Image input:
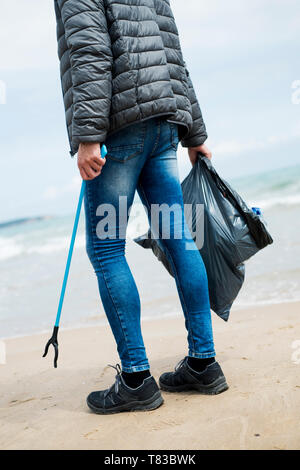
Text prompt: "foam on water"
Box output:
[[0, 237, 23, 261], [27, 234, 86, 255], [0, 234, 86, 260], [231, 163, 300, 212], [251, 193, 300, 210]]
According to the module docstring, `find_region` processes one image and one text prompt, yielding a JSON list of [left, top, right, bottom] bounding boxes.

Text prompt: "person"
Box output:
[[54, 0, 228, 414]]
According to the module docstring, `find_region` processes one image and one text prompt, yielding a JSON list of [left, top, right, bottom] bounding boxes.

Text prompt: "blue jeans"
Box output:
[[84, 117, 215, 372]]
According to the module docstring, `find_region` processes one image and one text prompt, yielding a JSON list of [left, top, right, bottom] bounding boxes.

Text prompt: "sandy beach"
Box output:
[[0, 301, 299, 450]]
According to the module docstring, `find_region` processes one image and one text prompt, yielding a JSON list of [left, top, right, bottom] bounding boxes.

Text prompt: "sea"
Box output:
[[1, 164, 300, 338]]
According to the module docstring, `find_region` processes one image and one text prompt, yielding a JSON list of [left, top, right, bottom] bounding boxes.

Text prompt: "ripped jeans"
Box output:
[[84, 117, 215, 372]]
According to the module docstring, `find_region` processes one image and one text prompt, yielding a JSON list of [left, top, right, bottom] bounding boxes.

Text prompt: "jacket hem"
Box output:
[[69, 115, 204, 157], [181, 134, 208, 148], [105, 113, 190, 143], [106, 112, 174, 139]]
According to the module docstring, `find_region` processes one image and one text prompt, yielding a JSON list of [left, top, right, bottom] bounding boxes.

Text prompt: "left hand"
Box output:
[[188, 143, 212, 166]]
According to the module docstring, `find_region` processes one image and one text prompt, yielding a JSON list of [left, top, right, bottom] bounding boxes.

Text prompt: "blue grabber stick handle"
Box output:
[[43, 144, 108, 368]]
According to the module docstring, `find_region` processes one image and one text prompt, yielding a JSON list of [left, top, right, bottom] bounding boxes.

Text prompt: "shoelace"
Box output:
[[104, 364, 122, 398]]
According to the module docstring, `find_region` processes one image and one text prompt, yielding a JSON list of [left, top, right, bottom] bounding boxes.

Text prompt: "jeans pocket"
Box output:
[[105, 121, 146, 163]]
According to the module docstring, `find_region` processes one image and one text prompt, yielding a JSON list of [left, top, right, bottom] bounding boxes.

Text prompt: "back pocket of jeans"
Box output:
[[170, 122, 179, 150], [105, 121, 146, 163]]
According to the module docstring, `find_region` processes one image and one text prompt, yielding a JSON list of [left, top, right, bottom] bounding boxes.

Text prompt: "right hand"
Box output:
[[188, 143, 212, 166], [77, 142, 106, 180]]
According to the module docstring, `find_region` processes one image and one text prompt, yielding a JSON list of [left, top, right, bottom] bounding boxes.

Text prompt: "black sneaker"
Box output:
[[159, 357, 228, 395], [87, 365, 164, 414]]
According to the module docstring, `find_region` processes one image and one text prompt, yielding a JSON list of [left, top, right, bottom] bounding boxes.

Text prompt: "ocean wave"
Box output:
[[0, 222, 148, 261], [0, 237, 23, 261], [250, 193, 300, 210], [27, 234, 86, 254], [233, 295, 300, 309], [0, 234, 86, 261]]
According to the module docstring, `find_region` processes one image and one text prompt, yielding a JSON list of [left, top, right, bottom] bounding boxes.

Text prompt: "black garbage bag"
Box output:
[[134, 156, 273, 321]]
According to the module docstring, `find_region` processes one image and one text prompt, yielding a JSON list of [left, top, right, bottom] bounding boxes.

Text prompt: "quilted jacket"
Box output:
[[54, 0, 207, 156]]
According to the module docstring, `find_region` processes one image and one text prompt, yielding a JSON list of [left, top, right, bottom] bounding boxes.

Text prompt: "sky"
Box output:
[[0, 0, 299, 222]]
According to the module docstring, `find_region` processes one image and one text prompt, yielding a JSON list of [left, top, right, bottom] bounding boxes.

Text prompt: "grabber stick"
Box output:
[[43, 145, 107, 368]]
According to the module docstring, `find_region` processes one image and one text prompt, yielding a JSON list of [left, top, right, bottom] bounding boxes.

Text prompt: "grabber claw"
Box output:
[[43, 326, 59, 368]]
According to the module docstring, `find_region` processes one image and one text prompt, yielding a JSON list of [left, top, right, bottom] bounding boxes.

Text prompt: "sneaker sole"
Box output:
[[86, 391, 164, 415], [159, 376, 229, 395]]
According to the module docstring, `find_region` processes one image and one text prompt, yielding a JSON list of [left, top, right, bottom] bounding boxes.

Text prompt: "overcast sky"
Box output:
[[0, 0, 299, 221]]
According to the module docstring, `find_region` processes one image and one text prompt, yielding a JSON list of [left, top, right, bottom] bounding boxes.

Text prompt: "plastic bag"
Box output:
[[134, 156, 273, 321]]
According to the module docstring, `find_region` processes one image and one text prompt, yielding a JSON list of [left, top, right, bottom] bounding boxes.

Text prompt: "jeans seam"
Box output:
[[106, 122, 147, 163], [122, 364, 150, 373], [85, 182, 135, 369], [170, 123, 179, 150], [138, 181, 196, 353], [149, 119, 161, 157], [189, 351, 216, 359], [161, 244, 196, 353], [106, 146, 143, 162]]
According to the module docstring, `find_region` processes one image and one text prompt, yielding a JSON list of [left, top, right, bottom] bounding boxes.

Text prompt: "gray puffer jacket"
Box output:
[[55, 0, 207, 156]]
